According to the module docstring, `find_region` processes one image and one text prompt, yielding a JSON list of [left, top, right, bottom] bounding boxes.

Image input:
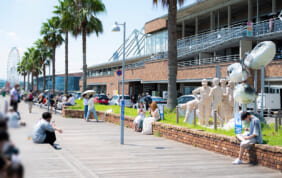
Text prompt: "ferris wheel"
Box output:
[[6, 47, 20, 88]]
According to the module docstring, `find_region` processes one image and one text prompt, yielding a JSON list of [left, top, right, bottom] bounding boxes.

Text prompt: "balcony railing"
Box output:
[[177, 18, 282, 58], [178, 54, 240, 68]]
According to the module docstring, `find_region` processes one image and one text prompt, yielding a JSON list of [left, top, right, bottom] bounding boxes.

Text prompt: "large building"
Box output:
[[38, 72, 82, 92], [83, 0, 282, 101]]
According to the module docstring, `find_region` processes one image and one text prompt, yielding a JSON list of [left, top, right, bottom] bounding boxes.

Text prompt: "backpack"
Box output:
[[28, 94, 33, 101]]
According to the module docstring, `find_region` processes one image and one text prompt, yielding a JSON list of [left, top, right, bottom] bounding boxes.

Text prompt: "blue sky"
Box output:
[[0, 0, 194, 80]]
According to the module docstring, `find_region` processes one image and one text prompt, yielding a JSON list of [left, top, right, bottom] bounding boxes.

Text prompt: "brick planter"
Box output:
[[62, 107, 282, 171], [152, 122, 282, 171]]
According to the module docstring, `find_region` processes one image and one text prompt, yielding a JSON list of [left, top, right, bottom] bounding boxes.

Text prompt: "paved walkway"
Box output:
[[6, 101, 282, 178]]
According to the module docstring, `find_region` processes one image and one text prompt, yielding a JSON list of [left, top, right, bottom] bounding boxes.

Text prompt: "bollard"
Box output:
[[176, 106, 179, 124], [275, 113, 278, 132], [193, 109, 196, 126], [213, 111, 217, 130]]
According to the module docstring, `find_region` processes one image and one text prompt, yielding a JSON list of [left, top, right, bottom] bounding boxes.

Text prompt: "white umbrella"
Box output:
[[82, 90, 96, 97]]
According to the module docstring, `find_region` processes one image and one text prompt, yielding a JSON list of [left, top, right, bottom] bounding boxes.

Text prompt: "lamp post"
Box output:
[[44, 59, 51, 112], [112, 21, 126, 144]]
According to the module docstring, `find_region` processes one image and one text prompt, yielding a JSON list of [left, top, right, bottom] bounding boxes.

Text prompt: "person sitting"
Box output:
[[142, 102, 160, 135], [64, 94, 75, 106], [6, 107, 25, 128], [31, 112, 63, 149], [133, 102, 146, 132], [233, 111, 263, 164], [6, 162, 24, 178]]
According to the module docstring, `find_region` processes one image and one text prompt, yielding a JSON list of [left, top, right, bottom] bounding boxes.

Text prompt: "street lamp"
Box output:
[[112, 21, 126, 145], [44, 59, 51, 112]]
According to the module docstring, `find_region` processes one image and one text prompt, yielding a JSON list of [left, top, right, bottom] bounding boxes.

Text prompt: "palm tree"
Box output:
[[22, 50, 31, 90], [34, 39, 52, 91], [72, 0, 105, 91], [54, 0, 76, 95], [17, 59, 28, 91], [153, 0, 184, 110], [41, 17, 64, 94]]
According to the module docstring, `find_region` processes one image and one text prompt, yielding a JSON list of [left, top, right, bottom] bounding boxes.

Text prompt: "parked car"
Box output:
[[109, 95, 133, 107], [136, 96, 167, 109], [94, 94, 109, 104], [177, 95, 196, 105]]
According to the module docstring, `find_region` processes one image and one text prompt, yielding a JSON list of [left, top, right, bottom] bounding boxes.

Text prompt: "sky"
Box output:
[[0, 0, 195, 80]]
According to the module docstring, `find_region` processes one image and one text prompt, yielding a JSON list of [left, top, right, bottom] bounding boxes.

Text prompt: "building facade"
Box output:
[[83, 0, 282, 102], [38, 72, 82, 92]]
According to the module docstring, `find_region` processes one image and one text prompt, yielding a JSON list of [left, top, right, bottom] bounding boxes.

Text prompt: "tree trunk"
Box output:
[[167, 0, 178, 110], [52, 46, 56, 94], [36, 75, 39, 92], [82, 27, 87, 92], [31, 73, 34, 91], [43, 64, 46, 91], [27, 72, 30, 90], [65, 31, 69, 95], [23, 74, 26, 91]]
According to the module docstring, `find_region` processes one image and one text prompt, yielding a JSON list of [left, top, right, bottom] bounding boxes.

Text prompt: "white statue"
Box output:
[[180, 99, 199, 123], [192, 79, 212, 125], [209, 78, 223, 123], [227, 81, 235, 114], [219, 79, 232, 124]]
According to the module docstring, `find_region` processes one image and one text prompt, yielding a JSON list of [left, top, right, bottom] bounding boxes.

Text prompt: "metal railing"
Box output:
[[177, 54, 240, 68], [177, 18, 282, 58]]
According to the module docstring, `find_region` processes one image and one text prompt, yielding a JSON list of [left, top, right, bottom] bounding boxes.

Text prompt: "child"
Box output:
[[86, 95, 98, 122], [133, 102, 146, 132]]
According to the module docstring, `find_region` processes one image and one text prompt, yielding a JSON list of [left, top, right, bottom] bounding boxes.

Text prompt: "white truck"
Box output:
[[247, 93, 281, 111]]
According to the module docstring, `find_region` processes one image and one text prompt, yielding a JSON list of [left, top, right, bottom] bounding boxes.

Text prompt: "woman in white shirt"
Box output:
[[133, 102, 146, 132], [142, 102, 160, 135], [83, 94, 88, 119], [86, 94, 98, 122]]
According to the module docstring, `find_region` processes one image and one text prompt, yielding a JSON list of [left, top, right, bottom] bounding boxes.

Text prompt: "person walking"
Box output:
[[27, 90, 33, 113], [83, 94, 88, 119], [10, 84, 20, 112], [85, 94, 98, 122]]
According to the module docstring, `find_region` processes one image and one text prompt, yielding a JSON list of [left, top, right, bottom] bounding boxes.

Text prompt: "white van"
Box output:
[[109, 95, 133, 107]]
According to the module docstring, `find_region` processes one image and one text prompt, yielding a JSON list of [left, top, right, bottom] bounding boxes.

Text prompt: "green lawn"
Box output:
[[69, 99, 282, 146]]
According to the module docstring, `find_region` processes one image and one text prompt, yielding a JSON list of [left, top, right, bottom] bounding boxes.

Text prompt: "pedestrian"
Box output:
[[31, 112, 63, 149], [233, 111, 263, 164], [27, 90, 33, 113], [10, 84, 20, 112], [86, 95, 98, 122], [83, 94, 88, 119]]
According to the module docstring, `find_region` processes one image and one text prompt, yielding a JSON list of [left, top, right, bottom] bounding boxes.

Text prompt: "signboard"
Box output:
[[247, 22, 253, 36], [234, 113, 243, 134], [157, 104, 164, 120], [116, 70, 122, 77], [121, 100, 125, 121]]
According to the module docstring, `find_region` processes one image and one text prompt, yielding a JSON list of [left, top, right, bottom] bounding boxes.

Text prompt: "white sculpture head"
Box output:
[[201, 79, 208, 88], [220, 79, 226, 87], [228, 81, 235, 89], [213, 78, 220, 86]]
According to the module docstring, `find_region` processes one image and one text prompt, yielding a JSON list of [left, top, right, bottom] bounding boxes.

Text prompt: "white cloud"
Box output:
[[7, 32, 18, 40]]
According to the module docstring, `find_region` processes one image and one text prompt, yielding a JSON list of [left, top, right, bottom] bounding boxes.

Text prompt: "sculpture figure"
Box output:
[[209, 78, 223, 123], [180, 99, 199, 123], [227, 81, 235, 112], [219, 79, 230, 124], [192, 79, 212, 125]]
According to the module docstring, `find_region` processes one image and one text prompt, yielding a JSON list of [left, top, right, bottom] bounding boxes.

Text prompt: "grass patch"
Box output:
[[154, 131, 161, 137], [69, 99, 282, 146]]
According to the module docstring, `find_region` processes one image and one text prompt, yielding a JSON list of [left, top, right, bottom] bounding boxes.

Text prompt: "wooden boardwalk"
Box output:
[[8, 102, 282, 178]]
